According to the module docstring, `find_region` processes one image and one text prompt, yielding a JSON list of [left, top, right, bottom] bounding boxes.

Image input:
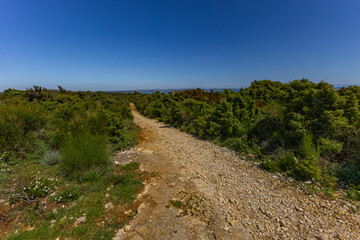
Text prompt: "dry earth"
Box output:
[[114, 104, 360, 240]]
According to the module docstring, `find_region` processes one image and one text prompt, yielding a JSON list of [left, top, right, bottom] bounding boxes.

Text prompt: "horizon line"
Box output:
[[0, 83, 356, 93]]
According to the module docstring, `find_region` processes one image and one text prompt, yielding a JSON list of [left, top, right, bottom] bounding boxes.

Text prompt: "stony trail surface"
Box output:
[[114, 105, 360, 240]]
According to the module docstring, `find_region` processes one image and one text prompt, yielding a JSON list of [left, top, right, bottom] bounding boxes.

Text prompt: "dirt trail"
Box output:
[[115, 104, 360, 240]]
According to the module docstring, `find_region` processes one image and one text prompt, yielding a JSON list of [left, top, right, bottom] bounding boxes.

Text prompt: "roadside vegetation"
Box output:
[[134, 79, 360, 200], [0, 86, 146, 239]]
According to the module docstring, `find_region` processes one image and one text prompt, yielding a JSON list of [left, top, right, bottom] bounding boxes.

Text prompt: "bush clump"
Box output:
[[262, 151, 296, 173], [347, 185, 360, 201], [0, 101, 46, 153], [292, 156, 321, 181], [42, 150, 61, 166]]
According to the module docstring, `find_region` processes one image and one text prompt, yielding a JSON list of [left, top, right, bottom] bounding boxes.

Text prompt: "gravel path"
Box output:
[[115, 105, 360, 240]]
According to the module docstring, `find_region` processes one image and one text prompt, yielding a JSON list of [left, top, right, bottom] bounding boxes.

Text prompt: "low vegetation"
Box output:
[[60, 134, 110, 180], [0, 87, 145, 239], [1, 80, 359, 238], [134, 79, 360, 200]]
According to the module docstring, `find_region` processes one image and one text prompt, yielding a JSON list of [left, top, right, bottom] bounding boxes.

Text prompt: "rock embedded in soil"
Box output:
[[75, 216, 86, 227]]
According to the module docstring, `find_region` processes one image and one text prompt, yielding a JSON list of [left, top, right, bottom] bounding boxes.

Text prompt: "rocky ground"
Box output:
[[114, 105, 360, 240]]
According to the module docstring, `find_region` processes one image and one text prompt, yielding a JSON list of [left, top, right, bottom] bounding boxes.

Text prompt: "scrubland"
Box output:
[[1, 79, 360, 239], [0, 87, 146, 239]]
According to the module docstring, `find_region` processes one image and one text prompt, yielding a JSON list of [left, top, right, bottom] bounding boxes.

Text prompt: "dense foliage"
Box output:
[[0, 86, 139, 182], [0, 87, 144, 239], [1, 86, 136, 157], [134, 79, 360, 197]]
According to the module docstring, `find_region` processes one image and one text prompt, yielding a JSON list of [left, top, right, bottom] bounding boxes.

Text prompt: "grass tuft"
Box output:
[[60, 134, 111, 180]]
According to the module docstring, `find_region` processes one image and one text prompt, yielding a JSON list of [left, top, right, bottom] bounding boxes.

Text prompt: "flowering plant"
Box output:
[[54, 186, 79, 203], [0, 152, 11, 174], [0, 162, 10, 173], [17, 177, 58, 200]]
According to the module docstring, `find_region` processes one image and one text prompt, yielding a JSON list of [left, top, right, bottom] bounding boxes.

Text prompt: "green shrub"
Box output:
[[295, 133, 322, 180], [338, 161, 360, 186], [261, 158, 280, 173], [28, 140, 48, 163], [221, 137, 249, 152], [278, 151, 296, 172], [302, 133, 315, 157], [0, 102, 46, 150], [322, 162, 339, 188], [347, 184, 360, 201], [53, 106, 134, 150], [292, 155, 321, 181], [42, 150, 61, 166], [60, 134, 111, 180], [319, 138, 343, 158], [262, 151, 296, 173]]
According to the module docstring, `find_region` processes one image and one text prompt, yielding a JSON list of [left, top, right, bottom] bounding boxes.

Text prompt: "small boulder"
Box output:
[[75, 216, 86, 227]]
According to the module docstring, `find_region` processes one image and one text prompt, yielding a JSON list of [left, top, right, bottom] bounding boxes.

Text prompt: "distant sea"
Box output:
[[137, 89, 240, 94], [112, 89, 240, 94], [113, 86, 347, 94]]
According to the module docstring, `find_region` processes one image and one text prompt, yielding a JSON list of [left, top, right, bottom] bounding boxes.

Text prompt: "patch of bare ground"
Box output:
[[114, 104, 360, 240]]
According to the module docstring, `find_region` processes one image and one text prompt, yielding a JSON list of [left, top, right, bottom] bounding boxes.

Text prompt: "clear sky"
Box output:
[[0, 0, 360, 91]]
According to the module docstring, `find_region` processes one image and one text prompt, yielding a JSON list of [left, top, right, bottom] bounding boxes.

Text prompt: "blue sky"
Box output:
[[0, 0, 360, 91]]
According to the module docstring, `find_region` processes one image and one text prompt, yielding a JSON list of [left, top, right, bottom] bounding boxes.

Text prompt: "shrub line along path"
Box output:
[[115, 104, 360, 240]]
